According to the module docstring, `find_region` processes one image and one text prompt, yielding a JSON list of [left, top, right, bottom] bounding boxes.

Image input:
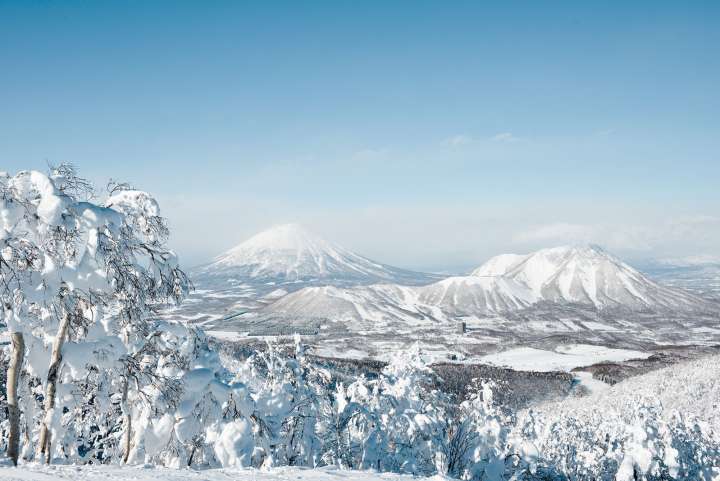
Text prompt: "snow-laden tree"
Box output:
[[234, 338, 329, 469], [124, 322, 256, 468], [442, 380, 511, 480], [0, 166, 188, 464], [516, 381, 720, 480], [321, 371, 403, 471], [367, 347, 449, 474], [266, 338, 327, 468], [313, 345, 450, 475]]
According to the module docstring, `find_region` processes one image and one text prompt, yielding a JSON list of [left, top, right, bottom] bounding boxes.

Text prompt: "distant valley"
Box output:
[[161, 224, 720, 372]]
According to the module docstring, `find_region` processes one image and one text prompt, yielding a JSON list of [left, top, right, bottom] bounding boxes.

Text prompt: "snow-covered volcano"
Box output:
[[193, 224, 439, 287], [211, 244, 720, 350], [250, 245, 715, 327], [471, 245, 710, 310]]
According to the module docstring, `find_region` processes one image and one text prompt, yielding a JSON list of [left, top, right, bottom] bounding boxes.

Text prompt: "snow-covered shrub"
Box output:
[[516, 355, 720, 481]]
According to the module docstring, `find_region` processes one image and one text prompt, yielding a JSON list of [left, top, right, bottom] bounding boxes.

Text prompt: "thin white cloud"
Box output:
[[513, 222, 594, 245], [442, 134, 474, 147], [664, 215, 720, 243], [668, 214, 720, 228], [656, 254, 720, 266], [513, 216, 720, 256], [350, 148, 390, 162], [490, 132, 520, 143], [514, 222, 652, 251], [594, 129, 615, 136], [442, 132, 523, 147]]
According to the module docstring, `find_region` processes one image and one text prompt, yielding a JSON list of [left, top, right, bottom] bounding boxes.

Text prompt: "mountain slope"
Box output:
[[258, 275, 537, 328], [261, 245, 713, 329], [416, 276, 536, 315], [471, 253, 528, 277], [193, 224, 440, 287], [472, 245, 711, 311], [254, 284, 440, 329]]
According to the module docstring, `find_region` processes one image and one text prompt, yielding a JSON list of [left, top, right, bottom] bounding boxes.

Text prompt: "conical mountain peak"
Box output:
[[195, 224, 439, 287]]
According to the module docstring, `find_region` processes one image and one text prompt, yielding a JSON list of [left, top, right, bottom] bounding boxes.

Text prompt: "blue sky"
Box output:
[[1, 1, 719, 270]]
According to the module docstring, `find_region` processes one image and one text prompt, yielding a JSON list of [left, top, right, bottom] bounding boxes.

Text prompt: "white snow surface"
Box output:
[[417, 275, 538, 313], [258, 275, 539, 328], [0, 465, 440, 481], [478, 344, 651, 372], [471, 253, 528, 277]]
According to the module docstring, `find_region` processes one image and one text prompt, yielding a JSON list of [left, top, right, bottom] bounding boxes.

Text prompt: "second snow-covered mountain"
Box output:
[[250, 244, 716, 329], [471, 245, 707, 311]]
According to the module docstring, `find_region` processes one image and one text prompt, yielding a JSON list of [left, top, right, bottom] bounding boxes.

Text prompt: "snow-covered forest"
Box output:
[[0, 168, 718, 481]]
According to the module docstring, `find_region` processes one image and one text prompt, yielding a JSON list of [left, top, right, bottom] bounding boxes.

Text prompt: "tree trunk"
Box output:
[[37, 312, 70, 464], [121, 379, 132, 463], [7, 332, 25, 466], [188, 445, 196, 467]]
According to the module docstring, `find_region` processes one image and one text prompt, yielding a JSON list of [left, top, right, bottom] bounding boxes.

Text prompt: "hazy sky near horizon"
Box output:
[[2, 1, 719, 271]]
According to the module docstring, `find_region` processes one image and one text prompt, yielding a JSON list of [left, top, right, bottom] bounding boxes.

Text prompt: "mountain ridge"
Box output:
[[245, 244, 718, 333], [471, 245, 709, 311]]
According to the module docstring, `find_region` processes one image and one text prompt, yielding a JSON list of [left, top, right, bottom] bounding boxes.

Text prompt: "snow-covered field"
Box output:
[[0, 465, 428, 481], [478, 344, 650, 372]]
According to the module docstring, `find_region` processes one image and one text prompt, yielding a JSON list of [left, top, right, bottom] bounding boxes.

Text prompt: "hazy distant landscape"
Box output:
[[163, 224, 720, 372]]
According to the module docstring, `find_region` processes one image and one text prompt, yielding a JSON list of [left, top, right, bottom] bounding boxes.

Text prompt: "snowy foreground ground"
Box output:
[[1, 354, 718, 480], [0, 465, 420, 481]]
